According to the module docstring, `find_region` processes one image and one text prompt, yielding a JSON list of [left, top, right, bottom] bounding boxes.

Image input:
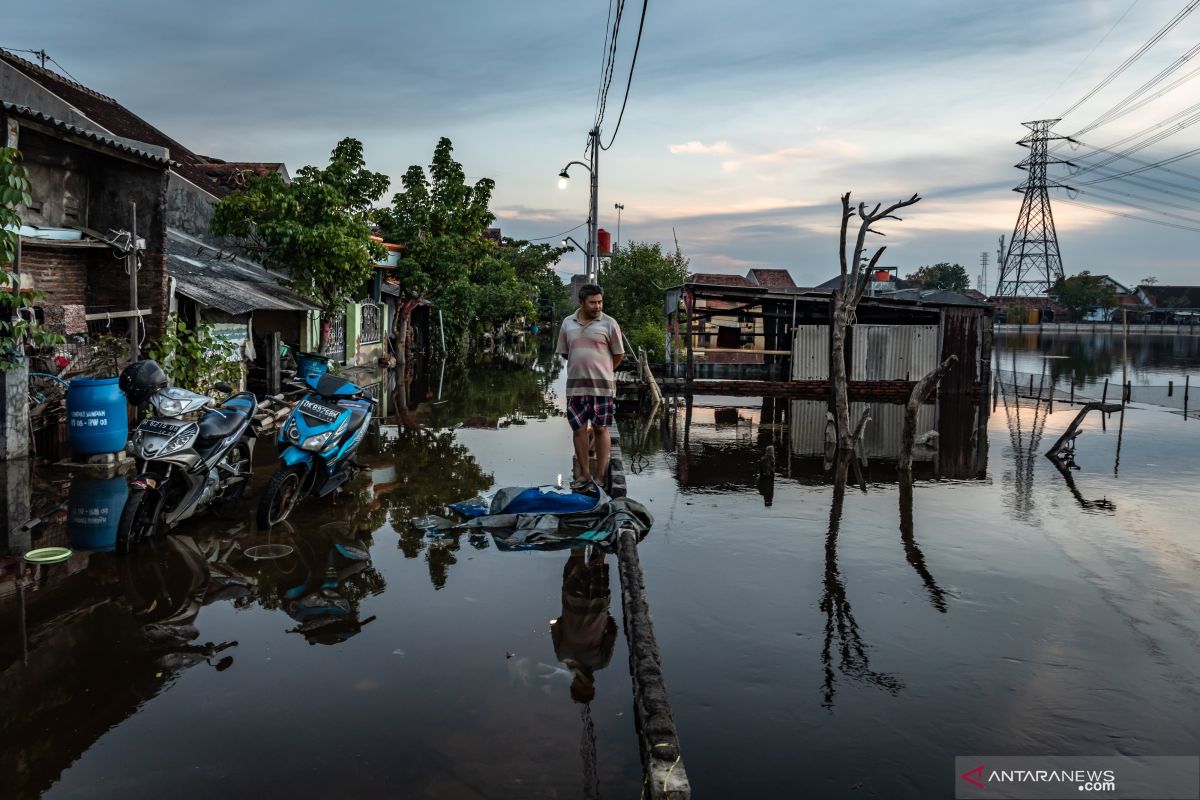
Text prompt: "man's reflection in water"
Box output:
[[550, 546, 617, 800], [551, 546, 617, 704]]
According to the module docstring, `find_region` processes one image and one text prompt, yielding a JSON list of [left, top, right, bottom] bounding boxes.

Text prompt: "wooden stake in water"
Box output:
[[1122, 308, 1128, 406]]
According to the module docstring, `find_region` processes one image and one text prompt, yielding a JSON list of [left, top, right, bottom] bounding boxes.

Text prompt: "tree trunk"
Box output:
[[394, 308, 411, 372], [318, 319, 331, 355], [831, 295, 853, 450], [899, 355, 957, 471]]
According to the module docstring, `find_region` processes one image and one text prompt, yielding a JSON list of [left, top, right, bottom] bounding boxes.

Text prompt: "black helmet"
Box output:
[[119, 359, 169, 405]]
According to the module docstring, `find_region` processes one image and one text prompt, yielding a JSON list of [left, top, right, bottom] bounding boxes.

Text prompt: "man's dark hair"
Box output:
[[578, 284, 603, 302]]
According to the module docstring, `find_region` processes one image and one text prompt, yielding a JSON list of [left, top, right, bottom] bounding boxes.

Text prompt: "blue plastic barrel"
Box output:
[[66, 378, 129, 456], [294, 352, 331, 379], [68, 476, 129, 552]]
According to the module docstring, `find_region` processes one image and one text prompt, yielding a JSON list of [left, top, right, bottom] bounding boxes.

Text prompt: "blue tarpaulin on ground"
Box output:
[[452, 483, 653, 551]]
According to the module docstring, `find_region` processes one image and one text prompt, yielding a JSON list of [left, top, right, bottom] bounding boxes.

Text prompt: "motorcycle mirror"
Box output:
[[213, 381, 233, 394], [213, 656, 234, 672]]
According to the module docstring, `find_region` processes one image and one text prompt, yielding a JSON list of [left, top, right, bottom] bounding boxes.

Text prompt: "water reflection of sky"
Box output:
[[4, 346, 1200, 799], [995, 331, 1200, 385]]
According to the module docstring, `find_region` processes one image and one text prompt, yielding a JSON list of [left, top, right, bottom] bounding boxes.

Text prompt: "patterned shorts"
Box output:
[[566, 395, 616, 431]]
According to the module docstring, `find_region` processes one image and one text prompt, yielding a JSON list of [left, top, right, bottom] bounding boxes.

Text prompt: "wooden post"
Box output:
[[1124, 381, 1131, 404], [1122, 308, 1128, 397], [1169, 380, 1174, 397], [1028, 375, 1034, 396], [127, 202, 139, 359], [1184, 375, 1190, 419], [1070, 377, 1075, 403], [684, 292, 694, 388], [1102, 378, 1109, 403], [267, 331, 281, 396]]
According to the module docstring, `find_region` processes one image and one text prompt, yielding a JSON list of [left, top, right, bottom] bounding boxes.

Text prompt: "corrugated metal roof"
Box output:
[[1, 101, 171, 165], [167, 229, 318, 315]]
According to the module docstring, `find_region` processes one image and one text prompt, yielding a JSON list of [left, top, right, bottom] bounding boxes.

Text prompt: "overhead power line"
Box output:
[[1043, 0, 1141, 108], [528, 221, 587, 241], [1058, 0, 1200, 119], [600, 0, 649, 151], [1057, 197, 1200, 233], [1073, 144, 1200, 185], [1072, 40, 1200, 136]]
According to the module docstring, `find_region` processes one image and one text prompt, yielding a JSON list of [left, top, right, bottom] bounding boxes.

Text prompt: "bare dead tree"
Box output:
[[898, 354, 957, 471], [833, 191, 922, 450]]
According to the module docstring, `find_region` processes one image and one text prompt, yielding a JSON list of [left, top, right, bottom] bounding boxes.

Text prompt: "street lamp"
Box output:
[[614, 203, 624, 252], [561, 236, 588, 253], [557, 127, 600, 282]]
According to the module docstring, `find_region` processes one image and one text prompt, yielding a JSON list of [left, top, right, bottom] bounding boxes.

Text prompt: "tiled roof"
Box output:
[[746, 268, 796, 288], [689, 272, 755, 287], [1, 49, 225, 195], [1138, 285, 1200, 308], [196, 161, 288, 193], [1, 102, 170, 165]]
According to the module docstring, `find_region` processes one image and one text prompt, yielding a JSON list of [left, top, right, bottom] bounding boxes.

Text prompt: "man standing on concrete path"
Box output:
[[556, 284, 624, 490]]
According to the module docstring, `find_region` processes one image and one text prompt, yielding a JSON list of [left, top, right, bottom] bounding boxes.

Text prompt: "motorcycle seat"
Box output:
[[198, 408, 246, 440]]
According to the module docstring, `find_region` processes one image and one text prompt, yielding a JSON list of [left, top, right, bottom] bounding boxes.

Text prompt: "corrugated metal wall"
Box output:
[[789, 399, 830, 456], [939, 307, 982, 394], [791, 325, 829, 380], [789, 399, 935, 461], [849, 325, 938, 381]]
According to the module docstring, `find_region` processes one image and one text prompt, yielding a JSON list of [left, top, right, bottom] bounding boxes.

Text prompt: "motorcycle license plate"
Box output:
[[140, 418, 186, 437], [299, 397, 341, 424]]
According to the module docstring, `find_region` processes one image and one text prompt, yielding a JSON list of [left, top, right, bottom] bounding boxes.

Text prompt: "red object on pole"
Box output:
[[873, 269, 890, 282], [597, 228, 612, 256]]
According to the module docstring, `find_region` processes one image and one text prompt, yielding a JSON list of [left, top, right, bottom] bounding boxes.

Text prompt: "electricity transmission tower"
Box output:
[[978, 251, 988, 293], [995, 120, 1073, 296]]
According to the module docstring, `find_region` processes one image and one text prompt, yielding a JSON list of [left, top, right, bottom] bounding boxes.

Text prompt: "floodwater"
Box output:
[[3, 335, 1200, 798]]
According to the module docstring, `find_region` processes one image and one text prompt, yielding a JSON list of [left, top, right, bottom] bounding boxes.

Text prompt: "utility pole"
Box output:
[[557, 128, 600, 283], [588, 127, 599, 283], [127, 203, 139, 360], [979, 251, 989, 294], [995, 120, 1073, 296]]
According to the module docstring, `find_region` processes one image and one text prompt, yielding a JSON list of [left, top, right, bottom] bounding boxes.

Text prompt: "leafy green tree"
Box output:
[[904, 262, 971, 292], [1, 147, 63, 369], [496, 237, 571, 321], [145, 314, 242, 393], [374, 138, 498, 347], [1051, 271, 1118, 321], [597, 240, 689, 361], [211, 138, 388, 350]]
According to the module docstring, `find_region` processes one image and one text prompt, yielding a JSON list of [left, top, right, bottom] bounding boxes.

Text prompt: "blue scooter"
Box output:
[[257, 372, 376, 528]]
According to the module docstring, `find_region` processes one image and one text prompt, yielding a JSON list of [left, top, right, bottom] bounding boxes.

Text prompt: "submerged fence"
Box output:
[[994, 368, 1196, 414]]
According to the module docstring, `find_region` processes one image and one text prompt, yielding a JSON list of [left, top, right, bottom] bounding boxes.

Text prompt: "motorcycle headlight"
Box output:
[[164, 423, 199, 453], [301, 429, 334, 452], [154, 394, 188, 417], [300, 418, 347, 452], [287, 420, 300, 443]]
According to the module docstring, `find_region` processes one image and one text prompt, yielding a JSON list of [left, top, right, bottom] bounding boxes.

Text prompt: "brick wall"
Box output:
[[19, 244, 91, 307]]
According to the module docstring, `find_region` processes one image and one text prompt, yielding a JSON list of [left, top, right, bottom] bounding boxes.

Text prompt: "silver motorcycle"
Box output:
[[117, 381, 258, 553]]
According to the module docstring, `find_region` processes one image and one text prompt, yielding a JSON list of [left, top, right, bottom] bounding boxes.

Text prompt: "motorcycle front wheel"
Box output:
[[257, 465, 305, 529], [116, 488, 161, 554]]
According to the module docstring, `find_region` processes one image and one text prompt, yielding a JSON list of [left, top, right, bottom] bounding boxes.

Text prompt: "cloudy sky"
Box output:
[[6, 0, 1199, 287]]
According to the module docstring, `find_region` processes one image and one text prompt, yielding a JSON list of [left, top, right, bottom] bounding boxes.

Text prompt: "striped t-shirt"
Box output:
[[556, 312, 625, 397]]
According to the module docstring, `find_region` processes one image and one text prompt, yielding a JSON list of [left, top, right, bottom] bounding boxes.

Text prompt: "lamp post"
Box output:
[[614, 203, 624, 252], [558, 127, 600, 283]]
